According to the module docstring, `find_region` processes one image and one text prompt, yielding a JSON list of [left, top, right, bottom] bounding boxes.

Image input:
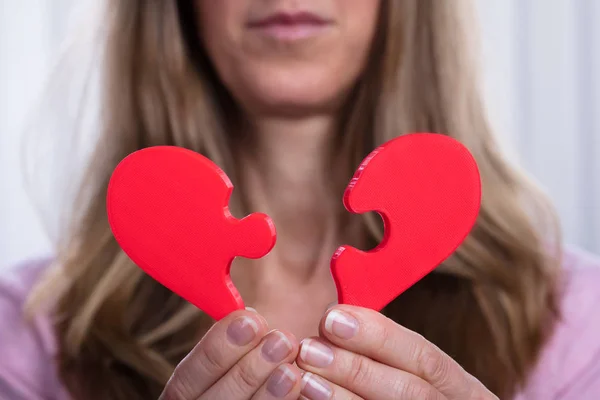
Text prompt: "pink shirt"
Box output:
[[1, 247, 600, 399]]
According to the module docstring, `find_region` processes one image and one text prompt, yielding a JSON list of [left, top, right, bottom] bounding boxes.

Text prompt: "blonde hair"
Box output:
[[27, 0, 562, 398]]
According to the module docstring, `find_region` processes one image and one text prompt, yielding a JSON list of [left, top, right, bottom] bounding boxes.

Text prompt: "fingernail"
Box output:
[[245, 306, 258, 313], [267, 364, 297, 397], [227, 316, 259, 346], [300, 339, 334, 368], [301, 372, 333, 400], [324, 310, 358, 339], [262, 331, 293, 363]]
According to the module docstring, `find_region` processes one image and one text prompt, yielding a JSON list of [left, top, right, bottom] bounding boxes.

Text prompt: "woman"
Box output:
[[1, 0, 600, 399]]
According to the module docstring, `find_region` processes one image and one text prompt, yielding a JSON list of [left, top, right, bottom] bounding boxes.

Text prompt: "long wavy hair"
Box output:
[[25, 0, 562, 398]]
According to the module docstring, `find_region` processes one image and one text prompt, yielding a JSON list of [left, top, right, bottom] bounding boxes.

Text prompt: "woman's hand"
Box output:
[[296, 305, 499, 400], [160, 309, 303, 400]]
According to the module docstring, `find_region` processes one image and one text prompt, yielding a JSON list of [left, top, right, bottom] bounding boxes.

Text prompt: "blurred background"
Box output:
[[0, 1, 599, 270]]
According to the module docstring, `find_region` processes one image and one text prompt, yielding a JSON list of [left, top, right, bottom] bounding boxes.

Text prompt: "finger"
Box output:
[[300, 372, 361, 400], [251, 363, 303, 400], [200, 330, 299, 399], [161, 309, 268, 399], [297, 338, 446, 400], [319, 306, 495, 399]]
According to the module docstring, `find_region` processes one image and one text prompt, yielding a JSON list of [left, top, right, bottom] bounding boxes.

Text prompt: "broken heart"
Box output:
[[106, 133, 481, 321]]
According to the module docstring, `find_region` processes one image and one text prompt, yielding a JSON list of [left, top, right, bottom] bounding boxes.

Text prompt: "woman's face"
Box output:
[[196, 0, 381, 117]]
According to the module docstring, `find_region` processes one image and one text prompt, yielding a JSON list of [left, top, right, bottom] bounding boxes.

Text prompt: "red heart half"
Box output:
[[107, 146, 276, 321], [331, 133, 481, 311]]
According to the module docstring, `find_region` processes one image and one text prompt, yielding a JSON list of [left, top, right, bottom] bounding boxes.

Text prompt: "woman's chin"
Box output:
[[257, 95, 339, 116], [239, 84, 345, 117], [229, 66, 354, 117]]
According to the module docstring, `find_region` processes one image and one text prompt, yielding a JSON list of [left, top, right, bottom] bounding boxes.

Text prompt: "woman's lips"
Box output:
[[247, 12, 333, 41]]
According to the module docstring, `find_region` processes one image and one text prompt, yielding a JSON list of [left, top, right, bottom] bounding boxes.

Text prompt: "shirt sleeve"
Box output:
[[558, 353, 600, 399], [518, 247, 600, 400], [553, 249, 600, 399], [0, 260, 64, 400]]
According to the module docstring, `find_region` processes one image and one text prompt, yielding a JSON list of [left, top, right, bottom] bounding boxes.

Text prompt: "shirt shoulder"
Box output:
[[0, 258, 67, 399], [517, 246, 600, 400]]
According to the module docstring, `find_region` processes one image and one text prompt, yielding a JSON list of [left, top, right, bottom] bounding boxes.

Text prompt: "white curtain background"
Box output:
[[1, 1, 599, 270]]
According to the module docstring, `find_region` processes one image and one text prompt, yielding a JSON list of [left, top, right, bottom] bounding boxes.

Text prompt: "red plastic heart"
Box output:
[[331, 133, 481, 311], [106, 146, 276, 321]]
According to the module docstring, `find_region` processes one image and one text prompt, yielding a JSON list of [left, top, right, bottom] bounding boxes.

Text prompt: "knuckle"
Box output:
[[412, 385, 442, 400], [159, 373, 191, 400], [465, 374, 499, 400], [230, 361, 264, 393], [469, 386, 500, 400], [345, 355, 373, 388], [197, 342, 228, 373], [413, 340, 449, 386], [395, 378, 441, 400], [377, 324, 394, 350], [365, 322, 395, 359]]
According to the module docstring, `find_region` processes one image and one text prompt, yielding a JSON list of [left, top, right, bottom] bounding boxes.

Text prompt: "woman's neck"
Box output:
[[237, 115, 342, 284]]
